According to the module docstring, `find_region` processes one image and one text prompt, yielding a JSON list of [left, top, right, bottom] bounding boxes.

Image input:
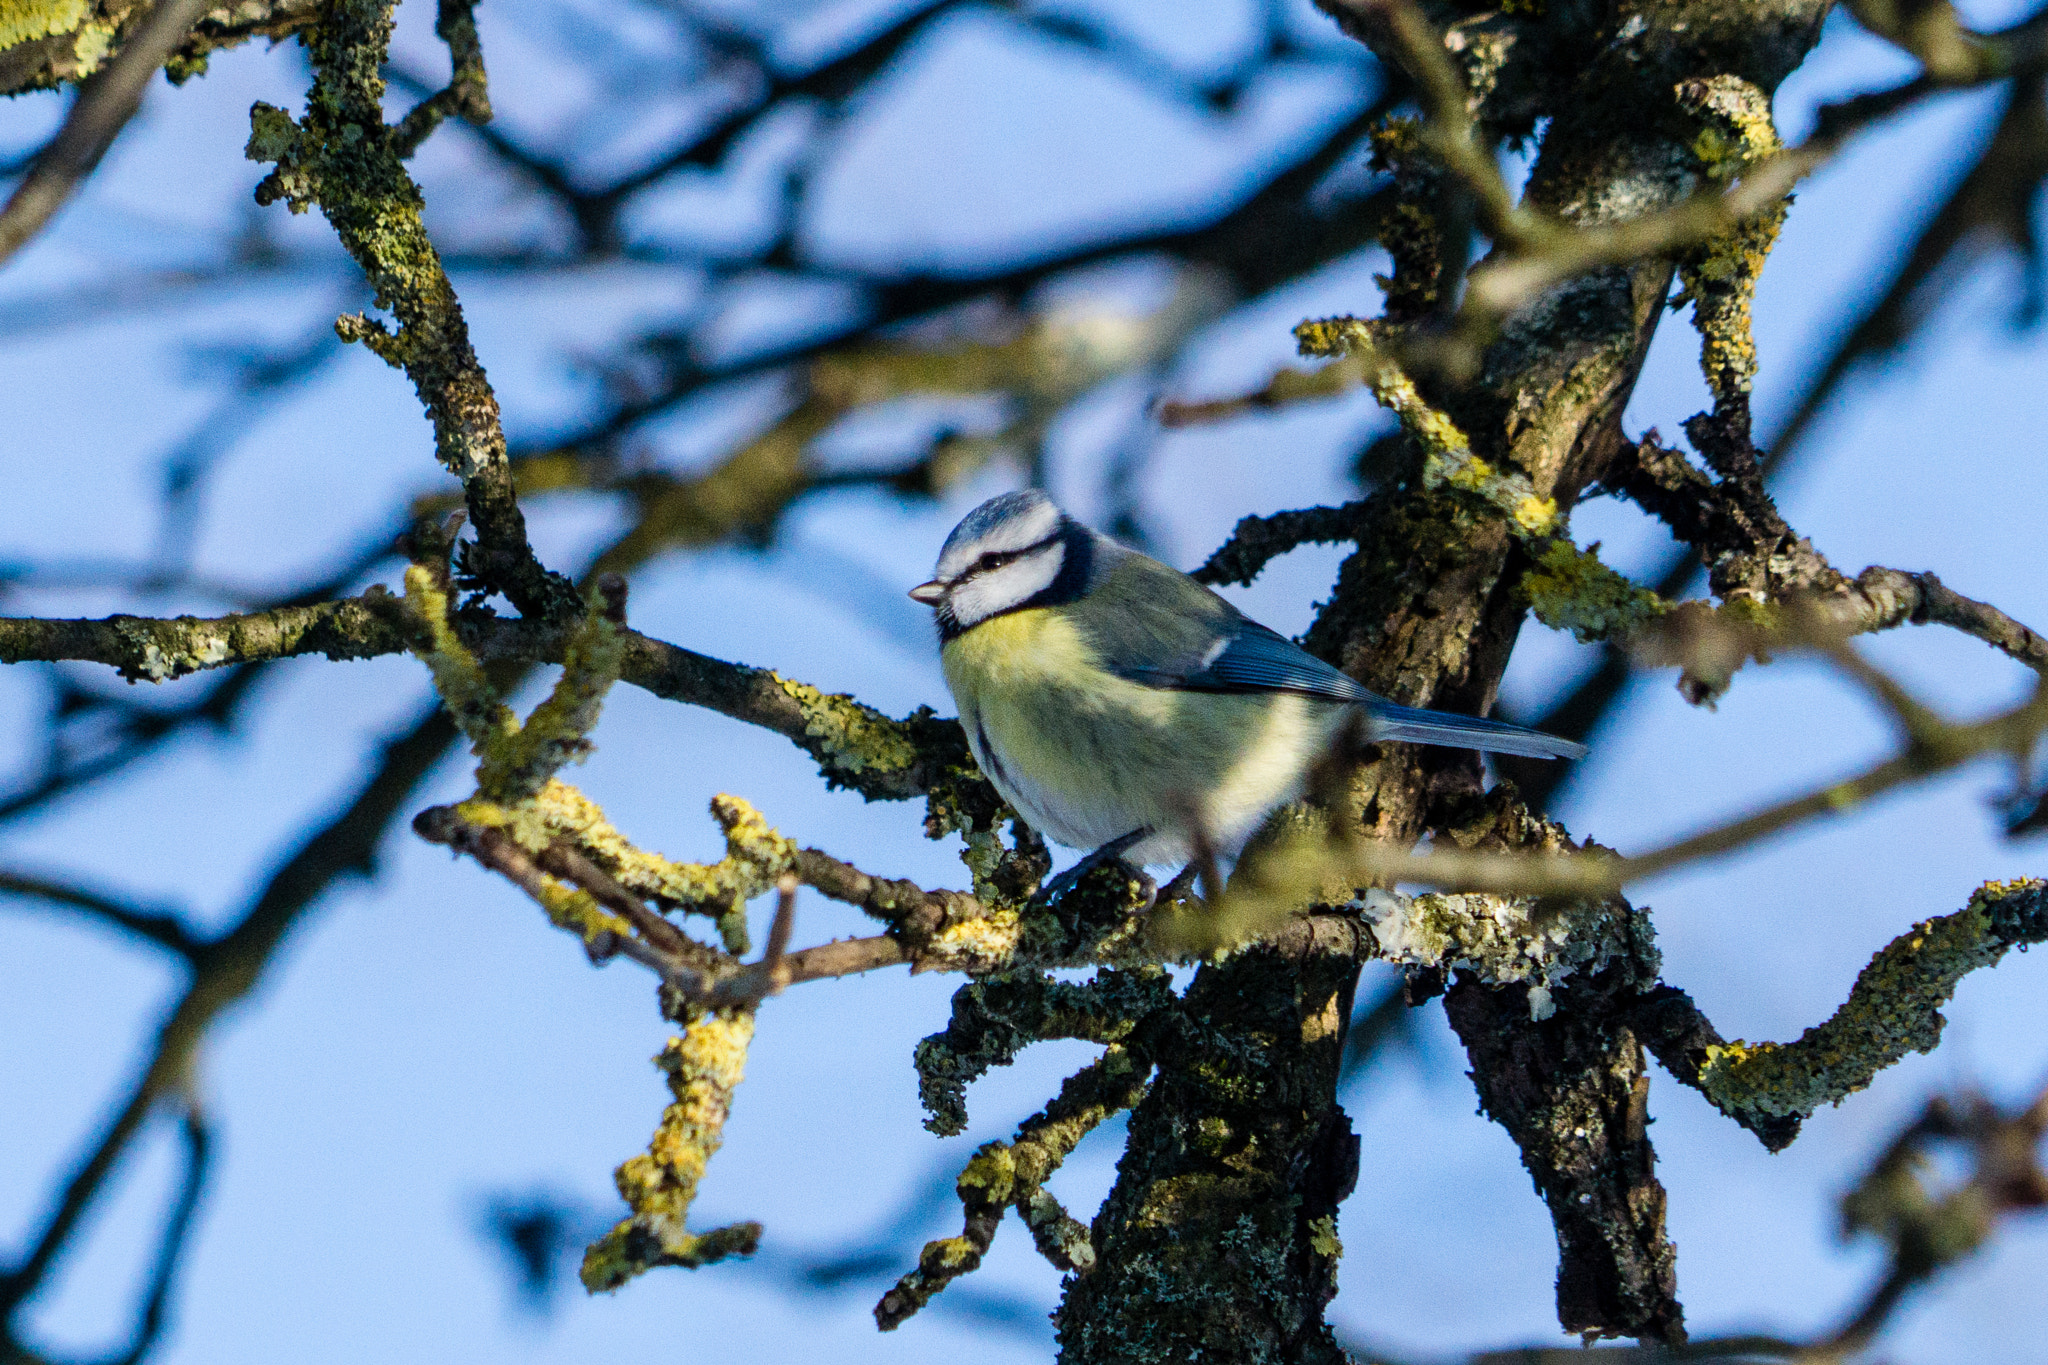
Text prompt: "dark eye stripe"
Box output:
[[968, 531, 1060, 577]]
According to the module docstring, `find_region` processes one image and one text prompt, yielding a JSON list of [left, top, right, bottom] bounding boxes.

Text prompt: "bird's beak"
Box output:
[[908, 580, 947, 606]]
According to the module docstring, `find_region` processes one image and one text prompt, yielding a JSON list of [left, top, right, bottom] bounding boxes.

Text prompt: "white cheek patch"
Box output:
[[934, 498, 1063, 581], [946, 544, 1065, 628]]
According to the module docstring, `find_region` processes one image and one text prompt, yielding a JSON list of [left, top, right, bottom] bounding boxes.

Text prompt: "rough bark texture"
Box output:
[[1056, 947, 1360, 1364], [1058, 2, 1832, 1355], [1445, 969, 1681, 1341]]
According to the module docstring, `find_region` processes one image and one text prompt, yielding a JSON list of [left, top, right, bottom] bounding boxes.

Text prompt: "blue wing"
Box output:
[[1079, 548, 1584, 758], [1113, 619, 1587, 760], [1111, 620, 1371, 703]]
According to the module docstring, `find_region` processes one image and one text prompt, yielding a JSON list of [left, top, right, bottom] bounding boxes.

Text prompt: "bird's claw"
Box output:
[[1029, 829, 1156, 912]]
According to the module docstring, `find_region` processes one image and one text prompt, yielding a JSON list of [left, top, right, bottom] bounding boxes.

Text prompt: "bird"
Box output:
[[908, 489, 1584, 899]]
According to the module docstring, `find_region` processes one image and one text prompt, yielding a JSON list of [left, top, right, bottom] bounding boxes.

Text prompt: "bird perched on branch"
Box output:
[[910, 489, 1584, 898]]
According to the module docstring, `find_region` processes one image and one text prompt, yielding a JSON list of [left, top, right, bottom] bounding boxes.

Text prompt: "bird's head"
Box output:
[[910, 489, 1084, 636]]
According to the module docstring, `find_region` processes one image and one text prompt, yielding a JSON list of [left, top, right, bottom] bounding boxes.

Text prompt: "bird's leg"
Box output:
[[1032, 828, 1154, 910]]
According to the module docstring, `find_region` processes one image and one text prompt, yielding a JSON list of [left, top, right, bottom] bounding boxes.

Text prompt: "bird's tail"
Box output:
[[1366, 702, 1588, 761]]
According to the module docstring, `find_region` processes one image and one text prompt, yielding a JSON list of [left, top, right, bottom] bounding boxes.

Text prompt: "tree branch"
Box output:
[[244, 0, 575, 620], [0, 867, 202, 958], [0, 597, 967, 801], [0, 0, 217, 268], [0, 701, 455, 1326]]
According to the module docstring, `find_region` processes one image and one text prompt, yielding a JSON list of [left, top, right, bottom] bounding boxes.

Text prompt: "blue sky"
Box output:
[[3, 1, 2047, 1360]]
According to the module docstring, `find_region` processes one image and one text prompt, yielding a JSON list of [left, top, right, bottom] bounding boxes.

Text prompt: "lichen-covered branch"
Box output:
[[0, 590, 413, 682], [913, 968, 1173, 1135], [1690, 878, 2048, 1132], [581, 1010, 763, 1291], [1445, 966, 1682, 1342], [1369, 789, 1681, 1342], [1191, 501, 1370, 588], [1059, 941, 1360, 1363], [876, 1046, 1151, 1329], [0, 0, 318, 95], [0, 591, 971, 801], [0, 0, 216, 267], [242, 0, 573, 619]]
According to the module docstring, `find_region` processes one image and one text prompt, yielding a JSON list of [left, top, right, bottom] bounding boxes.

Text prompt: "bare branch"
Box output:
[[0, 0, 217, 268], [0, 867, 202, 958], [388, 0, 493, 159], [0, 702, 456, 1322], [1287, 674, 2048, 899]]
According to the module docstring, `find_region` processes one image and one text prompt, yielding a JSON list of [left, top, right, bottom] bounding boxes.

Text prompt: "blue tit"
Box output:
[[908, 490, 1584, 878]]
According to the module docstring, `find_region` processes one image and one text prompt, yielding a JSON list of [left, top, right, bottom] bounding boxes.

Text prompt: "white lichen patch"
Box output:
[[1360, 886, 1657, 1019]]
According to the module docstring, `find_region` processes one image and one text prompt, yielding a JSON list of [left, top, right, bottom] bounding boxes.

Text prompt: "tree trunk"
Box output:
[[1056, 2, 1832, 1355]]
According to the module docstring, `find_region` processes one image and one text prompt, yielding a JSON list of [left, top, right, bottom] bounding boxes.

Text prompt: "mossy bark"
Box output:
[[1058, 3, 1831, 1355], [1057, 947, 1359, 1364]]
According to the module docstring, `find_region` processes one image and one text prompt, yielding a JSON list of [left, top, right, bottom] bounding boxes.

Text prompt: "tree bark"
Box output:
[[1057, 2, 1833, 1355]]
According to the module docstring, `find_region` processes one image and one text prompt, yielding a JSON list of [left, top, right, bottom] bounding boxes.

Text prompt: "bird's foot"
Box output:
[[1031, 829, 1155, 912]]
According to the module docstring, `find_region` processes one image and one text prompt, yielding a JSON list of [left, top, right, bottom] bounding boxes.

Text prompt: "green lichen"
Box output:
[[582, 1012, 763, 1291], [1523, 538, 1672, 643], [1673, 77, 1789, 410], [775, 674, 919, 777], [1699, 879, 2048, 1123], [0, 0, 89, 51]]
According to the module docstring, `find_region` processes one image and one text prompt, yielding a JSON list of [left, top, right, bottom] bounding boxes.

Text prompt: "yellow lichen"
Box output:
[[1294, 315, 1378, 360], [583, 1012, 762, 1290], [69, 17, 110, 69], [776, 675, 919, 776], [457, 783, 793, 954], [1674, 76, 1788, 409], [475, 592, 623, 801], [402, 564, 516, 747], [530, 877, 635, 947], [1523, 538, 1671, 643], [0, 0, 90, 51], [1292, 330, 1563, 541]]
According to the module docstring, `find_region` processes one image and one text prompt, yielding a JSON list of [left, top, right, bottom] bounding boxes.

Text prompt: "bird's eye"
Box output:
[[973, 549, 1018, 574]]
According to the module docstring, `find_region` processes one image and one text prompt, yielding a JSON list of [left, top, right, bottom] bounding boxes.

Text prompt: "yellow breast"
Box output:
[[939, 608, 1340, 855]]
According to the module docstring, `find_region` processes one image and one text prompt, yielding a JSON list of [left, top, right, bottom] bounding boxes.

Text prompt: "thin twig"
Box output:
[[759, 873, 798, 995], [0, 0, 218, 268], [0, 867, 202, 958], [1320, 0, 1525, 245], [0, 702, 456, 1321], [1267, 676, 2048, 900], [111, 1103, 212, 1365]]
